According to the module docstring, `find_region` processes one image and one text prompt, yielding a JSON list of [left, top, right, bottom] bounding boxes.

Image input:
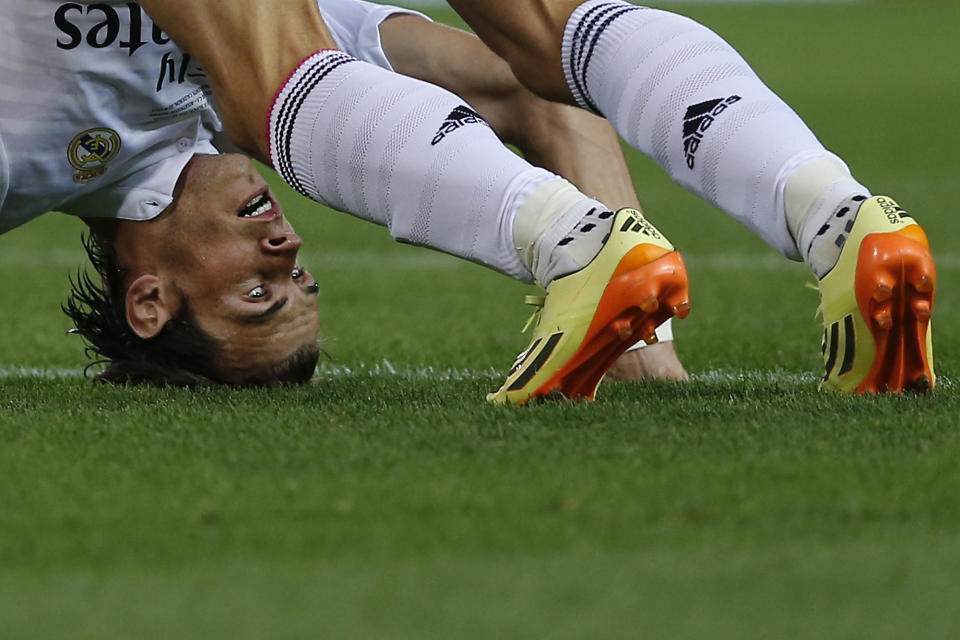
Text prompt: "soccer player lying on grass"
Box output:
[[140, 0, 937, 394], [1, 0, 688, 396]]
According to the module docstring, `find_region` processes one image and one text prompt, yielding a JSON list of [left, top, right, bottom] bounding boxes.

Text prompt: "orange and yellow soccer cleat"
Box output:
[[488, 208, 690, 405], [817, 196, 936, 393]]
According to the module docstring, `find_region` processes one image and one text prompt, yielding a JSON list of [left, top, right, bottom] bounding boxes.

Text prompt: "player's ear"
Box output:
[[125, 274, 176, 339]]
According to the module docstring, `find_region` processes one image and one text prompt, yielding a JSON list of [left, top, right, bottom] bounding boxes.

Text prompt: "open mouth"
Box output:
[[238, 192, 276, 219]]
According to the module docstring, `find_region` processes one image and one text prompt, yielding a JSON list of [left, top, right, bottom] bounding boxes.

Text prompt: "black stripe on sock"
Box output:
[[568, 4, 613, 111], [508, 332, 564, 391], [275, 57, 332, 194], [278, 53, 355, 195], [274, 53, 356, 197], [276, 52, 354, 153], [275, 56, 332, 190], [838, 315, 856, 375], [579, 4, 645, 114], [571, 2, 618, 114]]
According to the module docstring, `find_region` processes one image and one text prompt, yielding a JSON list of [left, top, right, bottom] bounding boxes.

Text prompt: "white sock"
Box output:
[[268, 50, 614, 287], [561, 1, 851, 260], [783, 157, 870, 277], [512, 179, 614, 287], [269, 50, 555, 281]]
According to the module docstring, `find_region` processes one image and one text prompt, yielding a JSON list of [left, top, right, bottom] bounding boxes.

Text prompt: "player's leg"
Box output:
[[139, 0, 643, 287], [268, 49, 691, 403], [142, 0, 691, 403], [379, 14, 686, 381], [444, 0, 574, 105], [448, 0, 935, 392]]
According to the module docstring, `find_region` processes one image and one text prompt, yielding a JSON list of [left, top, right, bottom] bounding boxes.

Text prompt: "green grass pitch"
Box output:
[[2, 2, 959, 638]]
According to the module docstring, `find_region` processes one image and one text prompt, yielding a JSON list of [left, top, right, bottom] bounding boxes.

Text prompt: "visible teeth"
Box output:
[[239, 194, 271, 217]]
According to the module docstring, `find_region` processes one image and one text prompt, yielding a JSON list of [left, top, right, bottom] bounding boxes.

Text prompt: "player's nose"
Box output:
[[260, 232, 302, 256]]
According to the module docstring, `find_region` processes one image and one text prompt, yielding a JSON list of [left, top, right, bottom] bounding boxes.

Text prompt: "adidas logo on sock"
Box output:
[[682, 95, 741, 169], [431, 105, 488, 146]]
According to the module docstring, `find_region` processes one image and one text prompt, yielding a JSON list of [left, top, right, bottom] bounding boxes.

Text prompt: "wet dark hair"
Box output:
[[63, 231, 319, 387]]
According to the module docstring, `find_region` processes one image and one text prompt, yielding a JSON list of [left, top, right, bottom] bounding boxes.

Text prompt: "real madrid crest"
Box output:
[[67, 128, 122, 183]]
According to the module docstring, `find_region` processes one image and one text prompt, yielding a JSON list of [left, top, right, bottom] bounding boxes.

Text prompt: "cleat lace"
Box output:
[[806, 281, 825, 321], [521, 295, 546, 334], [507, 295, 546, 376]]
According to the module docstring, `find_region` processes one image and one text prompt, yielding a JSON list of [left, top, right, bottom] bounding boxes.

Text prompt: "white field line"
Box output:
[[4, 248, 960, 272], [314, 360, 501, 381], [0, 361, 951, 388], [0, 365, 85, 379]]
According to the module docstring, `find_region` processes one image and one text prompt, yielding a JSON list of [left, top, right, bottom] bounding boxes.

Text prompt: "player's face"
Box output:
[[120, 153, 321, 382]]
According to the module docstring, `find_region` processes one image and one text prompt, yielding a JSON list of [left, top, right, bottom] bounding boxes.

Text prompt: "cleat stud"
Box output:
[[610, 319, 633, 340], [914, 300, 931, 321], [644, 334, 659, 345], [914, 276, 934, 294], [873, 285, 893, 303], [640, 297, 659, 313], [873, 309, 892, 329], [673, 301, 691, 319]]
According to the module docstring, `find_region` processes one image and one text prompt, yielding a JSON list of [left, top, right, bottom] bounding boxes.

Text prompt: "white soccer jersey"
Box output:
[[318, 0, 428, 71], [0, 0, 428, 235], [0, 1, 221, 234]]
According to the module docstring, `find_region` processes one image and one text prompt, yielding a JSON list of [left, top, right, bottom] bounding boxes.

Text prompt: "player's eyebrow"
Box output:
[[240, 297, 288, 325]]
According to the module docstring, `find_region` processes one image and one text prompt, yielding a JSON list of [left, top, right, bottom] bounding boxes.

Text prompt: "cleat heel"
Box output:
[[818, 196, 936, 394], [538, 250, 688, 402], [853, 231, 936, 394]]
